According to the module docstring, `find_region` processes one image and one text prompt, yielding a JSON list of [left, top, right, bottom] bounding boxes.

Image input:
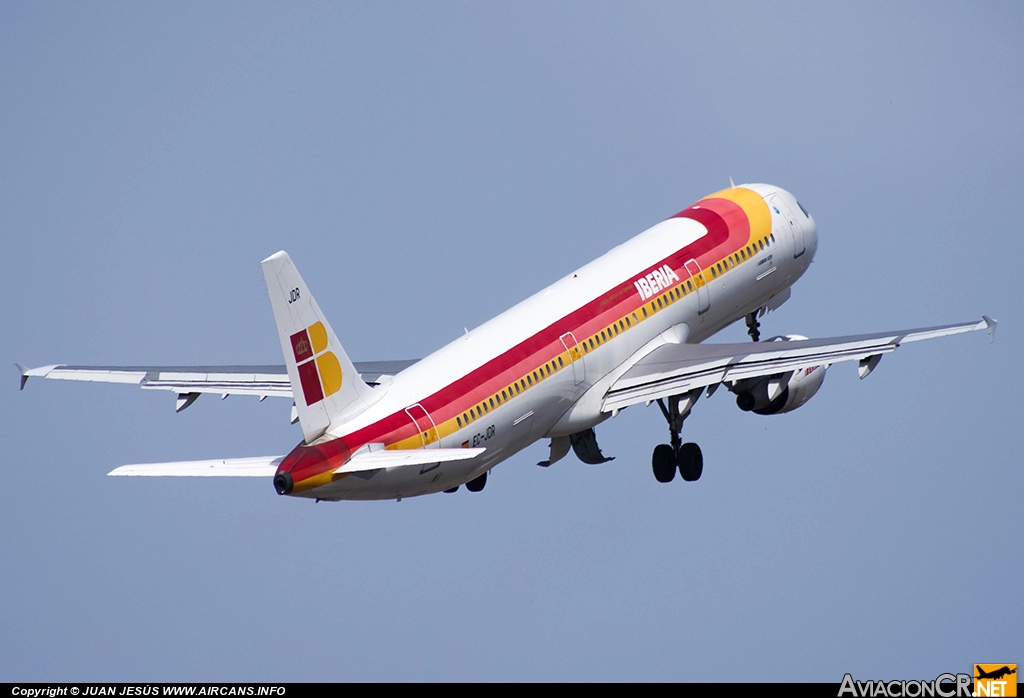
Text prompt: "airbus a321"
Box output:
[[18, 183, 995, 501]]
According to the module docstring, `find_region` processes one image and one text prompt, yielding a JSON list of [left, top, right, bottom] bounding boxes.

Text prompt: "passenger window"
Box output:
[[642, 307, 648, 317], [625, 316, 631, 327], [489, 398, 495, 409], [632, 313, 638, 322], [527, 375, 533, 386], [687, 280, 693, 291], [483, 402, 489, 413], [502, 390, 508, 400], [711, 267, 717, 278], [457, 416, 462, 427], [558, 356, 564, 367], [601, 331, 606, 341]]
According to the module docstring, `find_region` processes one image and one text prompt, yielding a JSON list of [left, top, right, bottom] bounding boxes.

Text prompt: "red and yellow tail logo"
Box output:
[[975, 664, 1017, 697], [290, 321, 342, 406]]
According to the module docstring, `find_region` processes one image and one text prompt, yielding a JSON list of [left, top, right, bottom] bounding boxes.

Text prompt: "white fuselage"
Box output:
[[298, 184, 817, 500]]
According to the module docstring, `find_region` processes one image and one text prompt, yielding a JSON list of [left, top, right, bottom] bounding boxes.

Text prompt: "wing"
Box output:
[[16, 360, 418, 410], [108, 447, 484, 477], [603, 317, 996, 412]]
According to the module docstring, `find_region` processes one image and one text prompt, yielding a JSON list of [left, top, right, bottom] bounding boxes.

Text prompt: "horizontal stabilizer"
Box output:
[[109, 456, 284, 477], [106, 448, 483, 478], [337, 447, 485, 474]]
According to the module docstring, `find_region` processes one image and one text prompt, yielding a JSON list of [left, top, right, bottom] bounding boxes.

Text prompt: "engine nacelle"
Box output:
[[732, 335, 827, 415]]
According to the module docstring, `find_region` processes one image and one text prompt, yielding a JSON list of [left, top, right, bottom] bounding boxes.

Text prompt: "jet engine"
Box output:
[[731, 335, 827, 415]]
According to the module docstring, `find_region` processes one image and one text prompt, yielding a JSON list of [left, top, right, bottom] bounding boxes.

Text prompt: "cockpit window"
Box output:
[[797, 201, 811, 218]]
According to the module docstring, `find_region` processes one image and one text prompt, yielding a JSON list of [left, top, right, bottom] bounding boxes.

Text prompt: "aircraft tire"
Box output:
[[678, 442, 703, 482], [443, 486, 459, 493], [466, 471, 487, 492], [652, 444, 676, 483]]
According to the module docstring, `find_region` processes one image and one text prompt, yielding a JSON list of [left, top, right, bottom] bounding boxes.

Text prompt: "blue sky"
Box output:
[[2, 2, 1021, 681]]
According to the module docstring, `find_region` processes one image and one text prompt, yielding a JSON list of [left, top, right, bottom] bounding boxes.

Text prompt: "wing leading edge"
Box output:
[[603, 317, 996, 412]]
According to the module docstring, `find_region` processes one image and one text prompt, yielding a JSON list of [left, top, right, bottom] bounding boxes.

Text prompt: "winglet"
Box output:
[[982, 315, 997, 343], [15, 363, 29, 390], [15, 364, 60, 391]]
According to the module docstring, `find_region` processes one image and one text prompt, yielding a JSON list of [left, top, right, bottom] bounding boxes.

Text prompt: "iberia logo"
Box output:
[[290, 321, 342, 406], [975, 665, 1017, 697]]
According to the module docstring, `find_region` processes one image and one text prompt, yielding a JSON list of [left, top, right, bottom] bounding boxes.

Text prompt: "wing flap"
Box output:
[[603, 318, 993, 412]]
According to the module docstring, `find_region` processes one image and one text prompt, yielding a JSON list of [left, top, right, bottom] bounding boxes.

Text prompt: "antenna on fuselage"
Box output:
[[729, 176, 736, 188]]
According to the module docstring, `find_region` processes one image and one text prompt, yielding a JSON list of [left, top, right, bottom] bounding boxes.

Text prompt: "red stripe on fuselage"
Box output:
[[338, 200, 753, 452], [673, 197, 751, 269]]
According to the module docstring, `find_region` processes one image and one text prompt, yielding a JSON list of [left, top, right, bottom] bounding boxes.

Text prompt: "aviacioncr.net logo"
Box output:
[[838, 673, 973, 698]]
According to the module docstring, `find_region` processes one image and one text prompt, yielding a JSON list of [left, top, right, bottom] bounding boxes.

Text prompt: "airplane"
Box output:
[[975, 666, 1016, 681], [17, 183, 996, 501]]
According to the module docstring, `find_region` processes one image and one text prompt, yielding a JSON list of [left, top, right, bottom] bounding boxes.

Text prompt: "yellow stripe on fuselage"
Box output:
[[705, 186, 772, 241]]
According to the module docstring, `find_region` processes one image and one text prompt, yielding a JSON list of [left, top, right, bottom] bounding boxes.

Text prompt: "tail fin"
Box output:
[[261, 251, 376, 443]]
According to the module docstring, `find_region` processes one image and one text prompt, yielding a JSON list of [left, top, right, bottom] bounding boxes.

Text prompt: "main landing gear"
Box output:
[[465, 471, 487, 492], [443, 471, 488, 494], [652, 390, 704, 483]]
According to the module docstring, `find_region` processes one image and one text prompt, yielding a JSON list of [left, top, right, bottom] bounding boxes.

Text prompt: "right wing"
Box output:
[[603, 317, 996, 412]]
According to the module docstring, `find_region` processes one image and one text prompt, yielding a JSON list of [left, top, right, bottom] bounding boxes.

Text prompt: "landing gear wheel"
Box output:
[[443, 486, 459, 493], [652, 444, 676, 483], [465, 472, 487, 492], [678, 442, 703, 482]]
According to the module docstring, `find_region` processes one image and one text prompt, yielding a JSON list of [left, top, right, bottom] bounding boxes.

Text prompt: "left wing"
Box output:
[[16, 360, 418, 411], [603, 317, 996, 412]]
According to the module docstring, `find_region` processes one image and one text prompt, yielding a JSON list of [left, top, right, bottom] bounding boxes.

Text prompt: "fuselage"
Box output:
[[276, 184, 818, 500]]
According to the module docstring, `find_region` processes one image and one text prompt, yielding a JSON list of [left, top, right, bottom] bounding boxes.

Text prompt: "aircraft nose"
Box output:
[[803, 214, 818, 259]]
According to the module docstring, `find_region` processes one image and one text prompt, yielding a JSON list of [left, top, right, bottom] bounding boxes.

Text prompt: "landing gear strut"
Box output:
[[651, 390, 704, 483], [745, 311, 761, 342]]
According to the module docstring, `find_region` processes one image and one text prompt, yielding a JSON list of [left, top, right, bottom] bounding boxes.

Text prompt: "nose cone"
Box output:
[[803, 210, 818, 261], [273, 437, 352, 495]]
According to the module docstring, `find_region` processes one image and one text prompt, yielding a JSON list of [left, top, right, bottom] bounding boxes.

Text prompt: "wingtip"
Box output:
[[982, 315, 997, 343], [15, 363, 29, 390]]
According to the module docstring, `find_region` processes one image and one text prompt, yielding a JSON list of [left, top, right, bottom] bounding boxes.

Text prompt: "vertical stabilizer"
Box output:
[[261, 251, 375, 443]]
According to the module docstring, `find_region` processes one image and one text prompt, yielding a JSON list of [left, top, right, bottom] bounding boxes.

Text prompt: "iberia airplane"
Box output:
[[18, 184, 996, 501]]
